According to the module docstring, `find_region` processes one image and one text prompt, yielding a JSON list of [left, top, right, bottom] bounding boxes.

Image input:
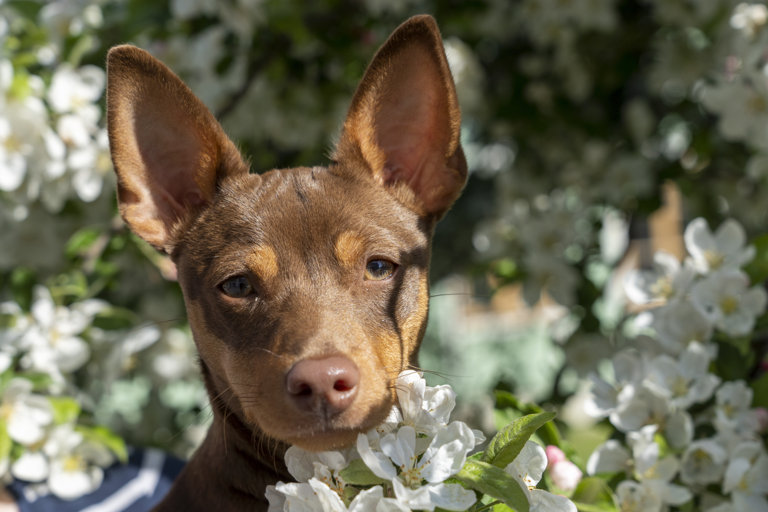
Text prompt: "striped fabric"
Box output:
[[7, 449, 184, 512]]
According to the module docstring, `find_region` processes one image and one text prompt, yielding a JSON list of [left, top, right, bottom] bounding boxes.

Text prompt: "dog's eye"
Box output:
[[365, 259, 397, 281], [220, 275, 254, 298]]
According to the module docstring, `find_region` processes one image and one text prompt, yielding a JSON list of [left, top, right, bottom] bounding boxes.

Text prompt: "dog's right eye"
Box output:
[[219, 276, 254, 298]]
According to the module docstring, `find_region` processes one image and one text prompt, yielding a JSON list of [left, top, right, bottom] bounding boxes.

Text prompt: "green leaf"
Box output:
[[49, 396, 81, 424], [92, 307, 137, 330], [0, 420, 12, 461], [77, 425, 128, 463], [494, 391, 562, 447], [18, 372, 53, 392], [338, 458, 389, 486], [571, 477, 617, 511], [483, 412, 557, 468], [66, 228, 103, 259], [752, 372, 768, 409], [744, 233, 768, 284], [455, 460, 529, 512]]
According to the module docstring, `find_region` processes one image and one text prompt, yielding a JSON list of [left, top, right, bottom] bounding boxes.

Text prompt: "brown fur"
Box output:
[[106, 15, 466, 511]]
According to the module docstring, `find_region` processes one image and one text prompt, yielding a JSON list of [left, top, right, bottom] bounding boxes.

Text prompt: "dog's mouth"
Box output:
[[281, 423, 368, 451], [245, 390, 395, 451]]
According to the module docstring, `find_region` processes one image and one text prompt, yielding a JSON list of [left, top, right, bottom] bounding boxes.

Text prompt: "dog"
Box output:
[[106, 14, 467, 510]]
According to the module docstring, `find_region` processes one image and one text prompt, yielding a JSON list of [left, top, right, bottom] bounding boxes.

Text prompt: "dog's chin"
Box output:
[[283, 428, 362, 452], [258, 401, 394, 452]]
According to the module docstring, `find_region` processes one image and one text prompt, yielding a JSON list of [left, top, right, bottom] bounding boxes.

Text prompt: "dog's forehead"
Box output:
[[191, 166, 428, 263]]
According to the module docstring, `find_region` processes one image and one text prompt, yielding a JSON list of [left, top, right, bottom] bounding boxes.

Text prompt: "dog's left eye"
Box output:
[[220, 275, 254, 298], [365, 259, 397, 281]]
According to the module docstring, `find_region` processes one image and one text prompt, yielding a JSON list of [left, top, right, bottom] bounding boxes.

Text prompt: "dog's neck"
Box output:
[[154, 362, 290, 511]]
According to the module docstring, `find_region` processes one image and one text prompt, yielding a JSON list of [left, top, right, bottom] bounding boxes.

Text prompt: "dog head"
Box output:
[[106, 15, 466, 450]]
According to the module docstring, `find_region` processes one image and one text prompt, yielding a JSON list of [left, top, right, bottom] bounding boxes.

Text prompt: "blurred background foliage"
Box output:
[[2, 0, 768, 458]]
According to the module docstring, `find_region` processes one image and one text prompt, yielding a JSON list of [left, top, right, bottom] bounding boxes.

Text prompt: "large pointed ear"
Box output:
[[333, 15, 467, 220], [106, 45, 248, 253]]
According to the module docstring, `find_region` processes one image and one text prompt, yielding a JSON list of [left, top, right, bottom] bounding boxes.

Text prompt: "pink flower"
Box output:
[[755, 407, 768, 433], [545, 445, 567, 467], [545, 445, 583, 493]]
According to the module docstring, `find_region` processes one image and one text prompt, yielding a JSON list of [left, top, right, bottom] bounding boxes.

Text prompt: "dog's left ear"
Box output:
[[333, 15, 467, 220]]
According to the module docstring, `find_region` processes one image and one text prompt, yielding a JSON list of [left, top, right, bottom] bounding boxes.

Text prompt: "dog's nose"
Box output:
[[285, 356, 359, 415]]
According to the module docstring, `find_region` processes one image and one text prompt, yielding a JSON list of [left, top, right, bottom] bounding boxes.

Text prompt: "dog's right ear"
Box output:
[[106, 45, 248, 253]]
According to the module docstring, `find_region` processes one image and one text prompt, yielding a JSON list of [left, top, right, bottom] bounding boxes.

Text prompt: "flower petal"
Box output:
[[530, 489, 577, 512], [420, 421, 474, 483], [357, 433, 396, 481]]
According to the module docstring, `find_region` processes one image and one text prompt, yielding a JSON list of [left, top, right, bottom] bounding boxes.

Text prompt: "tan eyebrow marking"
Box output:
[[247, 245, 279, 280], [335, 231, 366, 268]]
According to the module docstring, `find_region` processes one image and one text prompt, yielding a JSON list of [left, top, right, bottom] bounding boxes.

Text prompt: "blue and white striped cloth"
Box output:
[[7, 449, 184, 512]]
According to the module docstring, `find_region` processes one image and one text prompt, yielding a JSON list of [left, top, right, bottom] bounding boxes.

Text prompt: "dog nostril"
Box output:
[[286, 356, 359, 415], [295, 384, 312, 397], [333, 379, 352, 392]]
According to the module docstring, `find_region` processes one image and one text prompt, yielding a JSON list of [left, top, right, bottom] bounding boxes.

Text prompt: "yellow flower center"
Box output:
[[703, 250, 724, 269], [651, 277, 674, 299], [62, 454, 86, 473], [720, 296, 739, 315], [671, 376, 689, 397]]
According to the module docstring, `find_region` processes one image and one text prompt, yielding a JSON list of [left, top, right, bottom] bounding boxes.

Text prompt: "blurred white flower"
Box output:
[[684, 218, 755, 274], [69, 128, 111, 202], [18, 286, 104, 382], [43, 424, 112, 500], [504, 440, 577, 512], [680, 439, 727, 486], [714, 381, 761, 437], [11, 451, 49, 482], [651, 299, 714, 355], [585, 350, 645, 419], [0, 378, 53, 446], [47, 64, 104, 116], [0, 87, 49, 195], [722, 442, 768, 510], [643, 342, 720, 409], [625, 251, 695, 304], [731, 3, 768, 38], [700, 73, 768, 152], [627, 427, 692, 507], [615, 479, 663, 512], [690, 270, 767, 337], [587, 439, 631, 475], [152, 327, 198, 380]]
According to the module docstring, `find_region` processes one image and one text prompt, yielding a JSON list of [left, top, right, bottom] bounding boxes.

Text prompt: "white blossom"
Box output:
[[690, 270, 767, 337], [650, 299, 714, 355], [356, 423, 477, 511], [714, 381, 761, 438], [680, 439, 728, 486], [18, 286, 103, 382], [0, 378, 54, 446], [624, 251, 695, 305], [684, 218, 756, 274], [643, 342, 720, 409], [504, 441, 577, 512], [43, 424, 112, 500], [722, 442, 768, 511], [587, 440, 631, 475]]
